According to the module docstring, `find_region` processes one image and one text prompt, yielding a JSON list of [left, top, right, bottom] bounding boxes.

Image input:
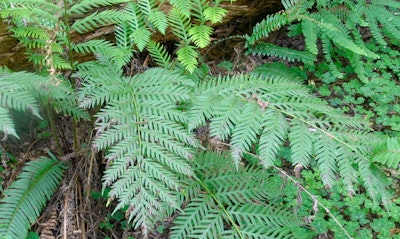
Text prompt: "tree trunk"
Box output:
[[0, 0, 283, 71]]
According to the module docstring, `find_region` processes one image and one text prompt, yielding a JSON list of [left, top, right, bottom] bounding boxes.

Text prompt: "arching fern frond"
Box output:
[[147, 40, 172, 68], [79, 65, 198, 236], [0, 155, 65, 239], [247, 43, 315, 64], [170, 152, 305, 239], [71, 9, 127, 34], [69, 0, 130, 15], [189, 73, 390, 201]]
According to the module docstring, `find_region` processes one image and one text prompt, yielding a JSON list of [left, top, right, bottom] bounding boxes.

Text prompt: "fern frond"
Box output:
[[288, 119, 313, 167], [230, 102, 263, 167], [0, 155, 64, 239], [258, 110, 289, 167], [73, 39, 131, 67], [169, 0, 192, 17], [246, 12, 290, 46], [115, 21, 132, 49], [314, 134, 338, 187], [147, 41, 171, 68], [130, 27, 151, 51], [301, 18, 318, 54], [177, 45, 198, 73], [0, 106, 17, 138], [188, 24, 213, 48], [247, 43, 315, 64], [11, 26, 49, 39], [168, 8, 191, 41], [188, 210, 225, 238], [254, 63, 306, 82], [68, 0, 129, 14], [171, 152, 304, 239], [203, 6, 228, 24], [79, 67, 197, 236], [71, 9, 127, 34], [148, 10, 168, 34], [230, 204, 304, 239], [170, 196, 214, 239], [372, 137, 400, 169], [208, 96, 241, 141]]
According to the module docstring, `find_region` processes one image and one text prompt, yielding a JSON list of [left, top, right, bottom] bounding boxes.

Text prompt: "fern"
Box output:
[[170, 152, 305, 239], [189, 24, 213, 48], [69, 0, 130, 15], [71, 9, 127, 34], [78, 63, 198, 236], [203, 6, 228, 24], [372, 137, 400, 169], [177, 45, 198, 73], [147, 41, 172, 68], [0, 155, 64, 239], [247, 43, 315, 64], [188, 72, 391, 201]]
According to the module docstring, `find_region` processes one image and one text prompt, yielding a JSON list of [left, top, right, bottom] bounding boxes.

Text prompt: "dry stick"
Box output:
[[217, 141, 354, 239]]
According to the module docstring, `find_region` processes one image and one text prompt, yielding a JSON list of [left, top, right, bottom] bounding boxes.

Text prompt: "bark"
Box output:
[[0, 0, 282, 71]]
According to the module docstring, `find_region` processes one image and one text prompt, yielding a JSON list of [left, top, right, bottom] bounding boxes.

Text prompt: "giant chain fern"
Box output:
[[0, 155, 64, 239], [78, 60, 198, 235], [188, 72, 391, 203]]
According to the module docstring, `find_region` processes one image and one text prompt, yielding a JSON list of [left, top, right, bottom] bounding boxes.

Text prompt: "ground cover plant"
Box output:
[[0, 0, 399, 238]]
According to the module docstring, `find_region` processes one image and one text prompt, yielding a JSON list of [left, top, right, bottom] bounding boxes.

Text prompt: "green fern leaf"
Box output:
[[71, 9, 127, 34], [301, 18, 318, 54], [0, 106, 17, 138], [68, 0, 129, 14], [130, 27, 151, 51], [288, 119, 313, 167], [247, 43, 315, 64], [203, 6, 228, 24], [170, 196, 213, 239], [168, 8, 191, 41], [171, 152, 304, 239], [230, 102, 263, 167], [189, 24, 213, 48], [115, 21, 132, 49], [372, 137, 400, 169], [246, 12, 290, 46], [177, 45, 198, 73], [147, 41, 172, 68], [0, 155, 64, 239], [80, 67, 197, 236], [258, 110, 288, 167], [169, 0, 192, 17], [208, 96, 242, 141], [148, 10, 168, 34], [188, 210, 225, 239]]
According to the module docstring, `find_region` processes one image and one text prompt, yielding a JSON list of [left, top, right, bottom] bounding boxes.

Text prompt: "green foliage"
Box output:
[[188, 72, 391, 203], [78, 62, 198, 235], [245, 0, 400, 132], [0, 155, 64, 239], [372, 137, 400, 169], [171, 152, 305, 239], [1, 0, 399, 238]]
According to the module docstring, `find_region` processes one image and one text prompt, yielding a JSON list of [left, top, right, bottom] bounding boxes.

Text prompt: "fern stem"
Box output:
[[47, 105, 63, 156], [193, 175, 245, 239]]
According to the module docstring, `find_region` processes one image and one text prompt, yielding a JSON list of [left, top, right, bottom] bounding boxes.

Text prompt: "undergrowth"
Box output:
[[0, 0, 399, 238]]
